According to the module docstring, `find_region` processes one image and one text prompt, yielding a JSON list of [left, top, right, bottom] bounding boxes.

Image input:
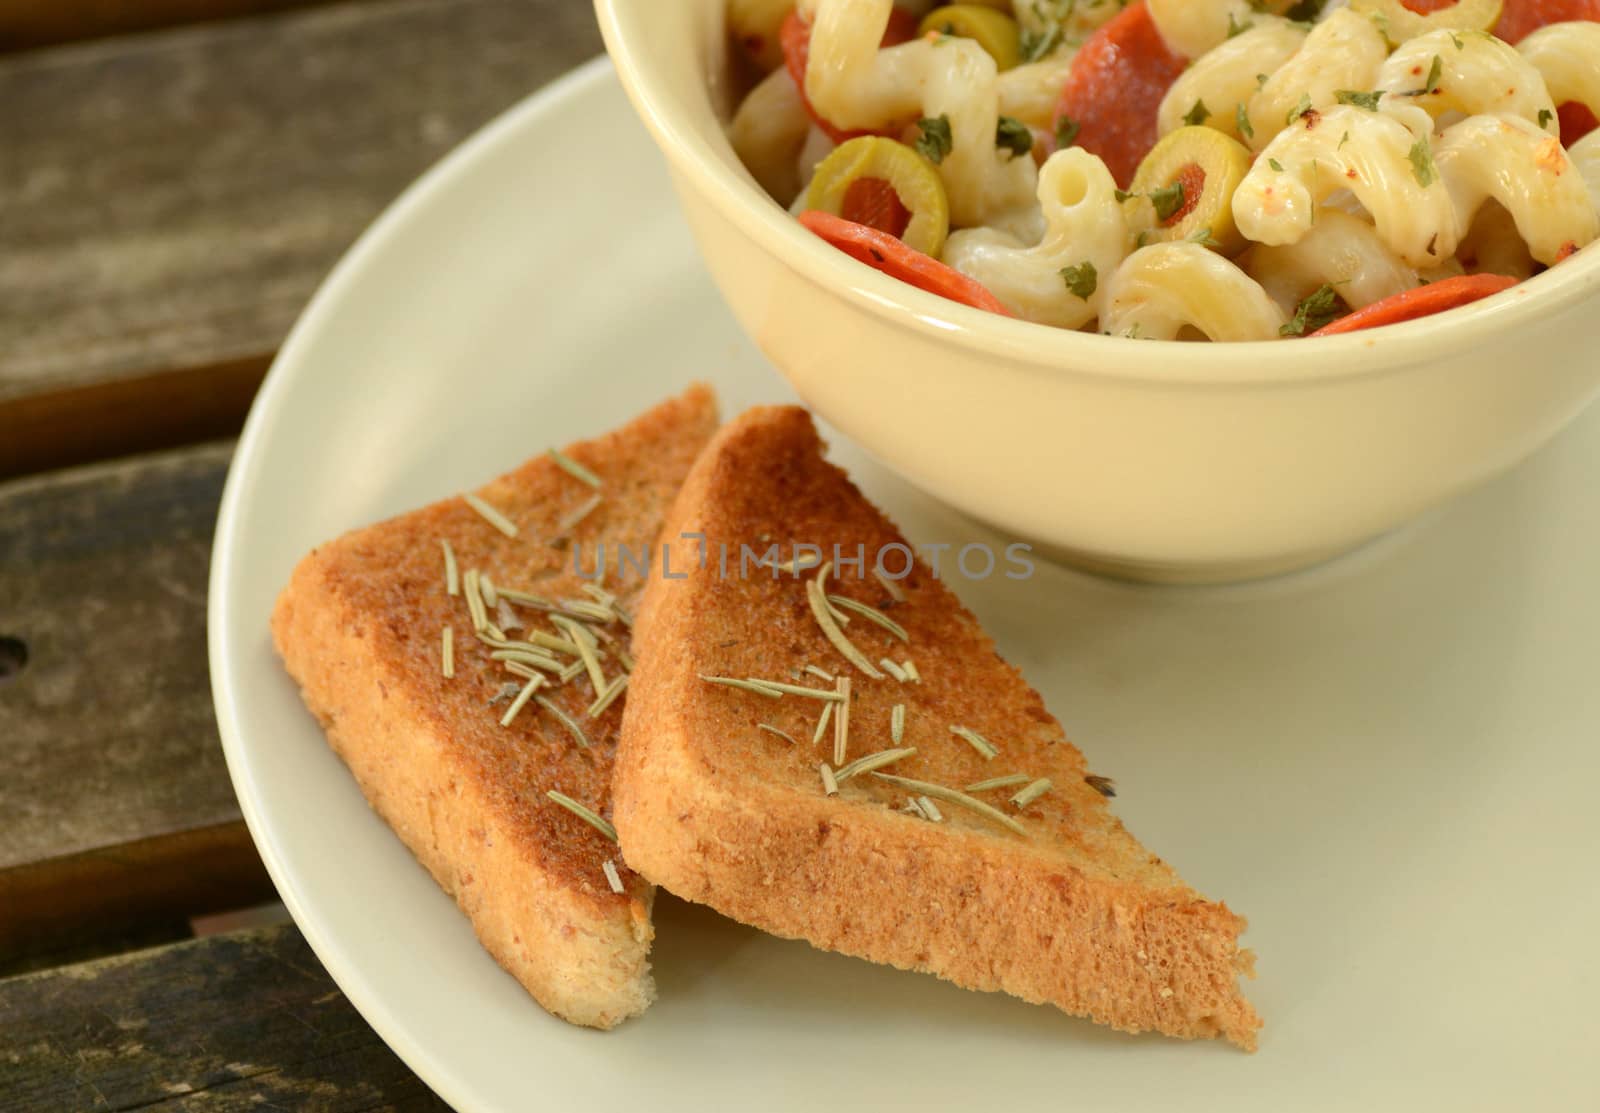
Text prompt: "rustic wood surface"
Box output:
[[0, 1, 355, 53], [0, 0, 603, 479], [0, 923, 450, 1111], [0, 443, 275, 950], [0, 0, 612, 1102]]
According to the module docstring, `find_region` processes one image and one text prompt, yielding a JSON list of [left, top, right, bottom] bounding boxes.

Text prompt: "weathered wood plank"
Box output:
[[0, 0, 604, 479], [0, 1, 350, 54], [0, 443, 274, 950], [0, 923, 448, 1111]]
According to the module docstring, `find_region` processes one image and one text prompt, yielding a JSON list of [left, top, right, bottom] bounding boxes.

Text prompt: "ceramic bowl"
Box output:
[[594, 0, 1600, 581]]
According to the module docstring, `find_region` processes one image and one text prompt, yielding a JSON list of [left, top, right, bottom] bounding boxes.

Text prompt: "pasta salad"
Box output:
[[727, 0, 1600, 340]]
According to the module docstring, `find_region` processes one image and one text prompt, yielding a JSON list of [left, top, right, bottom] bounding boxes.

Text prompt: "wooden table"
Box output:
[[0, 2, 600, 1105]]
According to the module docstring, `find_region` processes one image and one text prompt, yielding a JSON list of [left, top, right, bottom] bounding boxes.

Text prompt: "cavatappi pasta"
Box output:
[[729, 0, 1600, 340]]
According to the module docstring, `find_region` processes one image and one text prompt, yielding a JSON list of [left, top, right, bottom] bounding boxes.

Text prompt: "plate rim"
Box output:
[[207, 55, 617, 1111]]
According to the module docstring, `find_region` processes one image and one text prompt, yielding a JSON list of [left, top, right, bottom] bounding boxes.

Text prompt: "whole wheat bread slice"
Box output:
[[271, 385, 718, 1029], [615, 406, 1261, 1048]]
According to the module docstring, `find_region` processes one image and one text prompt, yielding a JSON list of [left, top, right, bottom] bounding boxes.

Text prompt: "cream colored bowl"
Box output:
[[594, 0, 1600, 582]]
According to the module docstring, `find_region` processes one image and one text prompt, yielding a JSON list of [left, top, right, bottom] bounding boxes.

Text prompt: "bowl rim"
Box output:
[[594, 0, 1600, 388]]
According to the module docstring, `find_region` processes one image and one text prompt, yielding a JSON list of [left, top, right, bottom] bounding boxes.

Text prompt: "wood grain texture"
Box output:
[[0, 924, 449, 1111], [0, 0, 603, 479], [0, 443, 272, 950], [0, 1, 352, 53]]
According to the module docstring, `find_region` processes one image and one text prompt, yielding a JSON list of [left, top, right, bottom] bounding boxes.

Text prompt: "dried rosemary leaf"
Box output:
[[546, 790, 615, 840], [440, 539, 459, 596], [603, 859, 625, 894], [558, 493, 604, 533], [812, 702, 834, 747], [833, 676, 852, 766], [537, 696, 590, 749], [700, 675, 783, 699], [835, 746, 917, 782], [463, 569, 487, 632], [965, 773, 1031, 793], [548, 448, 602, 488], [524, 629, 582, 657], [870, 774, 1028, 836], [757, 723, 800, 745], [745, 678, 845, 701], [820, 763, 839, 796], [587, 674, 629, 719], [826, 595, 910, 642], [462, 492, 518, 538], [879, 658, 909, 682], [806, 565, 884, 679], [551, 614, 606, 694], [499, 675, 544, 727], [804, 664, 835, 682], [498, 587, 556, 610], [504, 661, 543, 681], [917, 795, 944, 822], [890, 703, 905, 744], [1011, 777, 1053, 808], [950, 724, 999, 760]]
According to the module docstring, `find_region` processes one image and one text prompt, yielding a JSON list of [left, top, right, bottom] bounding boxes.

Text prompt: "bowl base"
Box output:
[[1035, 536, 1383, 586]]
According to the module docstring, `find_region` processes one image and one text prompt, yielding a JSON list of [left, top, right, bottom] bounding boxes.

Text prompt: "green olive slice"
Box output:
[[1350, 0, 1503, 46], [1123, 126, 1253, 256], [918, 5, 1023, 71], [805, 136, 951, 257]]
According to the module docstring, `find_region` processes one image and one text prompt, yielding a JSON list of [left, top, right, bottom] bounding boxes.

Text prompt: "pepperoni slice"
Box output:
[[1310, 274, 1518, 337], [1052, 2, 1188, 189], [798, 210, 1012, 316], [781, 7, 921, 145], [839, 177, 913, 239], [1558, 101, 1598, 145], [1494, 0, 1600, 43]]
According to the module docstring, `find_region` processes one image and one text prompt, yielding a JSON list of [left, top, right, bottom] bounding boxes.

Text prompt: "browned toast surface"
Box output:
[[616, 406, 1260, 1048], [271, 385, 718, 1028]]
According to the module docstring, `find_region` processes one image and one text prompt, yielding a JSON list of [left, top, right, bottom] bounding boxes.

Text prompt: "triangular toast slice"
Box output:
[[616, 406, 1261, 1048], [272, 385, 718, 1028]]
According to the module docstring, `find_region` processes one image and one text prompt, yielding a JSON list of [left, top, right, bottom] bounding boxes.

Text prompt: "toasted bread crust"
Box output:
[[616, 406, 1260, 1048], [271, 385, 718, 1028]]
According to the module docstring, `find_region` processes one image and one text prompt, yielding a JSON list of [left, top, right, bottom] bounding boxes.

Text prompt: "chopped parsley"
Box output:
[[1060, 261, 1098, 299], [914, 115, 953, 165], [1055, 115, 1080, 150], [1148, 180, 1186, 222], [1184, 99, 1211, 127], [1227, 12, 1253, 37], [1256, 72, 1271, 90], [1268, 158, 1285, 172], [1287, 93, 1313, 125], [1396, 55, 1443, 98], [1539, 108, 1555, 129], [1408, 138, 1437, 187], [1280, 284, 1346, 337], [1186, 225, 1221, 248], [1336, 89, 1382, 111], [995, 116, 1033, 159], [1236, 103, 1255, 141]]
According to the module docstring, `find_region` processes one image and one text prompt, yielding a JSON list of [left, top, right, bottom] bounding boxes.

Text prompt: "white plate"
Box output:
[[210, 59, 1600, 1111]]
